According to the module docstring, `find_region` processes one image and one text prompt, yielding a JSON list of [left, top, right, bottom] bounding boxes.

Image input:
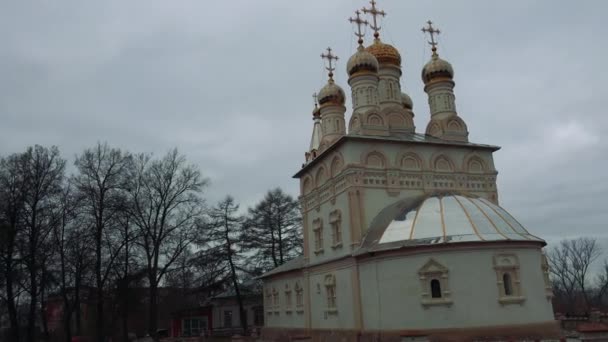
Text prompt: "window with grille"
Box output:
[[324, 274, 337, 312], [183, 318, 202, 337], [223, 310, 233, 328]]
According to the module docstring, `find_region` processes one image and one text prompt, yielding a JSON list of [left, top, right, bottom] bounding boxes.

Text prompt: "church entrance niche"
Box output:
[[431, 279, 442, 298]]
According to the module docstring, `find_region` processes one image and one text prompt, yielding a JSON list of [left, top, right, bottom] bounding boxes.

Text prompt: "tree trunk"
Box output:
[[148, 280, 158, 341], [27, 263, 38, 342], [5, 244, 20, 342], [96, 232, 104, 342], [269, 220, 278, 268], [63, 309, 73, 342], [96, 283, 104, 342], [60, 235, 73, 342], [40, 269, 50, 341], [61, 292, 73, 342], [277, 221, 284, 265], [75, 279, 82, 336], [122, 308, 129, 342], [226, 229, 246, 335], [230, 262, 247, 335]]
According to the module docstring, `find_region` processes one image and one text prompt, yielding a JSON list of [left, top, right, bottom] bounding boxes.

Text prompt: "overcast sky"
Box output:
[[0, 0, 606, 243]]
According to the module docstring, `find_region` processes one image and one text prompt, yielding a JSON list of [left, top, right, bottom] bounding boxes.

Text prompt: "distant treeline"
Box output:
[[548, 237, 608, 315], [0, 143, 302, 342]]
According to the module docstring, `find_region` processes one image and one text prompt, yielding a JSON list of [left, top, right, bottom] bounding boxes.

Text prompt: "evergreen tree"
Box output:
[[202, 196, 247, 335], [242, 188, 302, 273]]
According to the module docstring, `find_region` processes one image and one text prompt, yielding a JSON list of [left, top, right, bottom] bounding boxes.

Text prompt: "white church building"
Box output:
[[260, 2, 560, 341]]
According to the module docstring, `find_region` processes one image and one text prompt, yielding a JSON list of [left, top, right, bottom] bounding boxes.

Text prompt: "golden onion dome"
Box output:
[[401, 92, 413, 110], [365, 39, 401, 66], [346, 46, 379, 76], [318, 80, 345, 107], [422, 54, 454, 84]]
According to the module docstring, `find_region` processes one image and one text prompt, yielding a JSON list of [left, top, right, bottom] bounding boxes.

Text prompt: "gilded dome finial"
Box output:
[[362, 0, 385, 40], [321, 47, 339, 81], [348, 10, 368, 47], [421, 21, 453, 83], [313, 92, 318, 109], [422, 20, 441, 57]]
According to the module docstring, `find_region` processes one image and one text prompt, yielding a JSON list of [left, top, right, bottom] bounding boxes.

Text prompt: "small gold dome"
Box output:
[[422, 54, 454, 83], [318, 80, 345, 107], [347, 46, 379, 76], [366, 39, 401, 66]]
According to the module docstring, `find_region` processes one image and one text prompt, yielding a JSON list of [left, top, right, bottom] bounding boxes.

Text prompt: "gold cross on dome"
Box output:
[[362, 0, 385, 39], [312, 92, 318, 107], [422, 20, 441, 54], [321, 47, 339, 79], [348, 10, 368, 46]]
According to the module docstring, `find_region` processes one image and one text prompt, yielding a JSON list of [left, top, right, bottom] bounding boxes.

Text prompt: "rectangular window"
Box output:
[[253, 306, 264, 326], [183, 318, 202, 337], [296, 289, 303, 307], [331, 222, 341, 244], [272, 288, 279, 309], [330, 210, 342, 247], [285, 290, 292, 308], [327, 285, 336, 308], [313, 218, 324, 252], [314, 229, 323, 251], [183, 319, 190, 336], [224, 310, 233, 328]]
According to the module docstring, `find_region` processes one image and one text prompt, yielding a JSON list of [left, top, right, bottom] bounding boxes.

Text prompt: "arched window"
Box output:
[[503, 273, 513, 296], [418, 259, 452, 306], [431, 279, 442, 298], [493, 254, 525, 304]]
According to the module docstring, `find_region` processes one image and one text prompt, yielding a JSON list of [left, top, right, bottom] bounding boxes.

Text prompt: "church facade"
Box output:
[[260, 2, 560, 341]]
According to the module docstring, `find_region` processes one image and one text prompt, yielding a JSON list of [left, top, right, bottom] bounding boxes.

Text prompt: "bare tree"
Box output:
[[13, 146, 66, 342], [126, 149, 207, 340], [52, 182, 94, 342], [110, 209, 143, 342], [203, 196, 247, 335], [73, 143, 131, 342], [549, 237, 601, 312], [242, 188, 302, 273], [163, 247, 196, 291], [595, 261, 608, 309], [0, 153, 27, 342]]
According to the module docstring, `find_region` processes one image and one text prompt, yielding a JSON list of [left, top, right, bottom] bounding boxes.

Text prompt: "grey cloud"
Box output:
[[0, 0, 606, 242]]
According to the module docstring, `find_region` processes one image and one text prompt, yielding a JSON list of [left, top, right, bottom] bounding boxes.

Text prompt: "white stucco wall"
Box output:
[[358, 245, 554, 330], [306, 191, 352, 265], [308, 266, 356, 329], [263, 276, 306, 329]]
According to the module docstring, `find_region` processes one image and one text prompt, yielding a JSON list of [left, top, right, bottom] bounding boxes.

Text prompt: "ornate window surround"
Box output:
[[324, 274, 338, 314], [418, 259, 453, 307], [313, 218, 324, 254], [295, 281, 304, 314], [284, 283, 293, 314], [493, 254, 525, 305], [329, 209, 343, 249], [272, 287, 280, 314], [265, 287, 273, 315]]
